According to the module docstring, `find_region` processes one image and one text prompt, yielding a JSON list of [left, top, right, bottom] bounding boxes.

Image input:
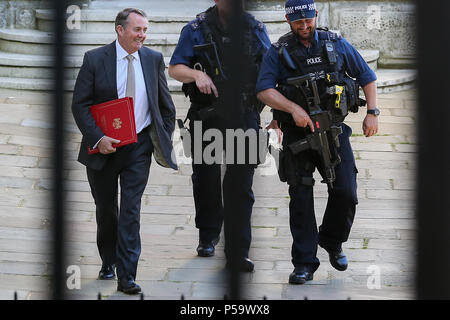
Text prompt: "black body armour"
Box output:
[[183, 7, 265, 115], [274, 29, 365, 128]]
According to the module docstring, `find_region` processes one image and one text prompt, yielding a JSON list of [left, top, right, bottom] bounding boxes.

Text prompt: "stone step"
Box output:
[[36, 9, 291, 35], [0, 52, 172, 80], [0, 48, 378, 83], [0, 68, 414, 94], [0, 76, 182, 92], [0, 25, 380, 71], [373, 69, 416, 94]]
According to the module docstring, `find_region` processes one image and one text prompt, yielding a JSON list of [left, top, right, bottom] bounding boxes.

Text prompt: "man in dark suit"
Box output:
[[71, 8, 177, 294]]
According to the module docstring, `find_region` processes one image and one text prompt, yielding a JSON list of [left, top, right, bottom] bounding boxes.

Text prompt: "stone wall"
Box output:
[[249, 0, 415, 68]]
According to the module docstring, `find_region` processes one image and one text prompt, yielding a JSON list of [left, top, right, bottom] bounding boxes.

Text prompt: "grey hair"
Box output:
[[115, 8, 147, 30]]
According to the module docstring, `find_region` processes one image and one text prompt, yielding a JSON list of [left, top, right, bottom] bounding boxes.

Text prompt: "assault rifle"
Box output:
[[182, 42, 227, 121], [286, 71, 343, 188], [192, 42, 226, 82]]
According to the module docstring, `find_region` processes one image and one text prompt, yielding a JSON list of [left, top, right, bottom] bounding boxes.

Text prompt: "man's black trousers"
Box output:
[[86, 128, 153, 281]]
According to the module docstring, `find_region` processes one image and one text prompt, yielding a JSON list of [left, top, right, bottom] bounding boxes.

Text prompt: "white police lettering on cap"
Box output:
[[285, 3, 316, 14]]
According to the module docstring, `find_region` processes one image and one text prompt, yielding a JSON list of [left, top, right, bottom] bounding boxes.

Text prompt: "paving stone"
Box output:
[[367, 239, 415, 251], [8, 135, 78, 151], [0, 144, 21, 155], [366, 190, 414, 201], [357, 179, 392, 190], [168, 185, 193, 196], [392, 179, 415, 190], [0, 135, 10, 144], [20, 145, 52, 157], [350, 142, 394, 152], [367, 168, 414, 180], [140, 224, 177, 236], [348, 228, 400, 240], [168, 268, 231, 283], [22, 168, 53, 179], [144, 195, 194, 207], [242, 283, 284, 299], [0, 154, 38, 167], [393, 144, 416, 153], [347, 273, 414, 287], [358, 151, 414, 161], [66, 169, 88, 181], [0, 226, 50, 241], [0, 274, 49, 291], [140, 205, 194, 215], [190, 282, 227, 299], [350, 135, 407, 144], [355, 159, 408, 170], [0, 262, 47, 276], [138, 280, 193, 299], [354, 208, 414, 219]]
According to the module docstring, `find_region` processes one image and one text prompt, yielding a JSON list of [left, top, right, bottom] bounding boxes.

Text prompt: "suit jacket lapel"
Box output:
[[103, 41, 118, 99], [138, 49, 156, 111]]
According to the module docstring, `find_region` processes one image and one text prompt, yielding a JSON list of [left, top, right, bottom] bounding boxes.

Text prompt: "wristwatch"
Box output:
[[367, 108, 380, 116]]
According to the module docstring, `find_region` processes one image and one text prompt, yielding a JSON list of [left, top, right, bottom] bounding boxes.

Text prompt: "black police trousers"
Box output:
[[281, 123, 358, 272], [188, 109, 260, 258]]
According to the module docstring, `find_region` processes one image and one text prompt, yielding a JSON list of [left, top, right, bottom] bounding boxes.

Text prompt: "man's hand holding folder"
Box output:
[[97, 136, 121, 154], [88, 97, 137, 155]]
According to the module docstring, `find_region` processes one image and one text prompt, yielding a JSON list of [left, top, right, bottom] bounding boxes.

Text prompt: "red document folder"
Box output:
[[88, 97, 137, 154]]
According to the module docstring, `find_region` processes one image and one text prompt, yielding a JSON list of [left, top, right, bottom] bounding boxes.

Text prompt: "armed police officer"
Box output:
[[169, 0, 270, 272], [256, 0, 379, 284]]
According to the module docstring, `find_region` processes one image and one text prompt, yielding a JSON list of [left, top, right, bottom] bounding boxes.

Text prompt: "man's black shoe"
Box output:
[[197, 236, 220, 257], [98, 264, 115, 280], [288, 267, 314, 285], [117, 277, 141, 295], [226, 257, 255, 273], [328, 249, 348, 271], [319, 243, 348, 271], [240, 257, 254, 272]]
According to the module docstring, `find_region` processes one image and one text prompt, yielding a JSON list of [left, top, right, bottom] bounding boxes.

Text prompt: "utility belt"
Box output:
[[184, 93, 262, 122]]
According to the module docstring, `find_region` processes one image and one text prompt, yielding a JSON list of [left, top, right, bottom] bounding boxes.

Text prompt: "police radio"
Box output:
[[324, 40, 337, 64]]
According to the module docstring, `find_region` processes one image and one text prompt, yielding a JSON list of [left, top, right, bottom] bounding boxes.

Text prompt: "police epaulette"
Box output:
[[189, 11, 207, 30], [273, 32, 295, 48], [257, 21, 265, 31], [243, 13, 265, 32]]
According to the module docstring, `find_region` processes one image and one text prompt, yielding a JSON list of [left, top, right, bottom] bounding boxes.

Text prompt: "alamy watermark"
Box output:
[[366, 5, 382, 30], [175, 121, 281, 177], [66, 5, 81, 30], [366, 265, 381, 289], [66, 265, 81, 290]]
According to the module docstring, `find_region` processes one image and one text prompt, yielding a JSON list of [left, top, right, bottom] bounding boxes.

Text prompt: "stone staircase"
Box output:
[[0, 0, 415, 94]]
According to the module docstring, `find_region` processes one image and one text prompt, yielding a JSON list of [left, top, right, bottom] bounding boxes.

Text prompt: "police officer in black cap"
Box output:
[[169, 0, 271, 271], [256, 0, 379, 284]]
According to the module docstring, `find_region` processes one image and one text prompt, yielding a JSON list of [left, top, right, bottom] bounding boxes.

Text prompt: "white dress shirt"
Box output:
[[93, 41, 151, 149], [115, 40, 151, 134]]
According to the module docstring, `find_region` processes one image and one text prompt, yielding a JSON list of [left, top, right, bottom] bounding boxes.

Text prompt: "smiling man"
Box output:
[[256, 0, 379, 284], [71, 8, 177, 294]]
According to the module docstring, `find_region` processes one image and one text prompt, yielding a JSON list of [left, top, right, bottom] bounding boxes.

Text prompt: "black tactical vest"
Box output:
[[184, 6, 265, 113], [274, 29, 364, 126]]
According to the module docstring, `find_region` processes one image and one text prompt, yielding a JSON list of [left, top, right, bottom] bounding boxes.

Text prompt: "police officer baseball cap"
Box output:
[[285, 0, 317, 21]]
